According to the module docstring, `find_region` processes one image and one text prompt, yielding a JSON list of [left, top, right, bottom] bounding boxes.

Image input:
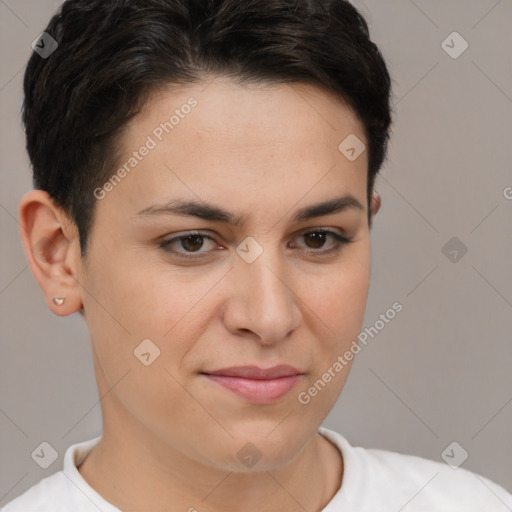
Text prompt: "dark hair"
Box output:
[[22, 0, 393, 257]]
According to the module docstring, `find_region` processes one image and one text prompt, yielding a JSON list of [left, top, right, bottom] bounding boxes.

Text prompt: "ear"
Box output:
[[369, 189, 381, 226], [18, 190, 83, 317]]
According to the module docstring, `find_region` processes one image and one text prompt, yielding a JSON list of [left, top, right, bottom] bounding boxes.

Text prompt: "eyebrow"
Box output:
[[134, 194, 364, 226]]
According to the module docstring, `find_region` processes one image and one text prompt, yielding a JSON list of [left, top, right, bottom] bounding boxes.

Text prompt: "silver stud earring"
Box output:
[[52, 297, 65, 306]]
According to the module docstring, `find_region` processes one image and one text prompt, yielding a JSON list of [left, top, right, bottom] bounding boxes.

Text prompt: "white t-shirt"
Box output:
[[2, 426, 512, 511]]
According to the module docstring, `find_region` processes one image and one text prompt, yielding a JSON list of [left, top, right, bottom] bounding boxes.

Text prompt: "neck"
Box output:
[[78, 419, 343, 512]]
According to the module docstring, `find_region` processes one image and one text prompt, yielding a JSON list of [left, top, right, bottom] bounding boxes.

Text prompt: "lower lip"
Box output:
[[203, 374, 303, 404]]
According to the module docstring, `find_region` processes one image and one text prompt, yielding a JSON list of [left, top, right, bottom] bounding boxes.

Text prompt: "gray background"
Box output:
[[1, 0, 511, 506]]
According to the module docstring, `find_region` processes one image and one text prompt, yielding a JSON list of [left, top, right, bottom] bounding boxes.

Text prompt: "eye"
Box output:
[[158, 229, 354, 259], [290, 229, 354, 255], [159, 231, 217, 257]]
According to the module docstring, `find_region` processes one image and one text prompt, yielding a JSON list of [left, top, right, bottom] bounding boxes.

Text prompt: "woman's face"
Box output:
[[78, 77, 378, 471]]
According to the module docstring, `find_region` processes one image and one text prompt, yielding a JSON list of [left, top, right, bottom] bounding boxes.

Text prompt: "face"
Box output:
[[75, 77, 377, 471]]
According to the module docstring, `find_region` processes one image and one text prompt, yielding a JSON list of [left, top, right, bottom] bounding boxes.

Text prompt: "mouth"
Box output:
[[200, 365, 305, 404]]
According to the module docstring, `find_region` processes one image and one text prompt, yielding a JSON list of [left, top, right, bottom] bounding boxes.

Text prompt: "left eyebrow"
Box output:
[[133, 194, 365, 226]]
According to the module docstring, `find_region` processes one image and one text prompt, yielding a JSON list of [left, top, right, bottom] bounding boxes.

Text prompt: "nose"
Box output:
[[222, 245, 302, 345]]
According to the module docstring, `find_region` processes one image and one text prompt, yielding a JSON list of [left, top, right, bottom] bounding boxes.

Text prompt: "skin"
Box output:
[[19, 76, 381, 512]]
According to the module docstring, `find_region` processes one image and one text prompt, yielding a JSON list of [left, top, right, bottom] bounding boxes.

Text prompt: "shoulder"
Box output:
[[360, 445, 511, 508], [1, 471, 73, 512], [2, 436, 118, 512], [319, 427, 512, 511]]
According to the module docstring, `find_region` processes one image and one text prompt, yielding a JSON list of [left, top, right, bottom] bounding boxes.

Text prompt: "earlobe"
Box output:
[[370, 190, 381, 220], [18, 190, 83, 316]]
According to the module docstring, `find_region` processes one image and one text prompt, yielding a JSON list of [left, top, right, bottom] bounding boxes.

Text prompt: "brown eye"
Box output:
[[159, 231, 217, 257], [291, 229, 353, 255], [179, 234, 205, 252], [303, 231, 328, 249], [159, 229, 353, 260]]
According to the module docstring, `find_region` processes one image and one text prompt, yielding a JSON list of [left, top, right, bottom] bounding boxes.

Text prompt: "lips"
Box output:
[[201, 365, 304, 404], [203, 365, 303, 379]]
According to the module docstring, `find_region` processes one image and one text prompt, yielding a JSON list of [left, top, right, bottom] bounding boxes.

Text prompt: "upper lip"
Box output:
[[202, 365, 303, 379]]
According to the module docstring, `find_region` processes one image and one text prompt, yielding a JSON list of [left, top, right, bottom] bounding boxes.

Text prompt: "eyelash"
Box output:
[[158, 229, 354, 259]]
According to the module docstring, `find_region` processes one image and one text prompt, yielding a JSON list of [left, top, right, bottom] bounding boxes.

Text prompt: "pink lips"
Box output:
[[201, 365, 304, 404]]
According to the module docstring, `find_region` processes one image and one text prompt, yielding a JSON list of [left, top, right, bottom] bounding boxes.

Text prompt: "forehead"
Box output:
[[100, 77, 368, 224], [127, 76, 365, 159]]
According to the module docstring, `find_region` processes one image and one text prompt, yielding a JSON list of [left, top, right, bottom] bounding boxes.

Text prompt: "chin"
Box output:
[[205, 424, 311, 473]]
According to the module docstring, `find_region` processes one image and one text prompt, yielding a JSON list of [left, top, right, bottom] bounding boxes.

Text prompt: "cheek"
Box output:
[[294, 260, 369, 423], [333, 273, 369, 337], [81, 259, 202, 429], [303, 244, 371, 340]]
